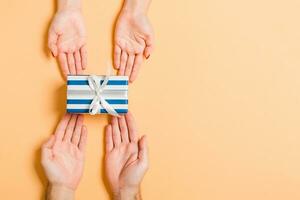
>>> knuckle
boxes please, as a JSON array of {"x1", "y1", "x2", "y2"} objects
[
  {"x1": 57, "y1": 45, "x2": 65, "y2": 52},
  {"x1": 145, "y1": 32, "x2": 154, "y2": 40},
  {"x1": 135, "y1": 46, "x2": 144, "y2": 54},
  {"x1": 126, "y1": 48, "x2": 134, "y2": 54},
  {"x1": 115, "y1": 38, "x2": 124, "y2": 46},
  {"x1": 68, "y1": 48, "x2": 75, "y2": 53},
  {"x1": 119, "y1": 124, "x2": 127, "y2": 131}
]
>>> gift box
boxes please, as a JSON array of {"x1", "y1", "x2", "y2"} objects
[{"x1": 66, "y1": 75, "x2": 128, "y2": 115}]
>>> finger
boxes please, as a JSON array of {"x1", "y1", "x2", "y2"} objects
[
  {"x1": 71, "y1": 115, "x2": 84, "y2": 146},
  {"x1": 144, "y1": 45, "x2": 154, "y2": 59},
  {"x1": 67, "y1": 53, "x2": 76, "y2": 75},
  {"x1": 111, "y1": 117, "x2": 121, "y2": 146},
  {"x1": 48, "y1": 29, "x2": 58, "y2": 57},
  {"x1": 105, "y1": 125, "x2": 113, "y2": 152},
  {"x1": 125, "y1": 112, "x2": 138, "y2": 143},
  {"x1": 125, "y1": 54, "x2": 135, "y2": 77},
  {"x1": 114, "y1": 45, "x2": 121, "y2": 69},
  {"x1": 58, "y1": 53, "x2": 70, "y2": 77},
  {"x1": 118, "y1": 51, "x2": 128, "y2": 75},
  {"x1": 74, "y1": 51, "x2": 82, "y2": 74},
  {"x1": 55, "y1": 114, "x2": 72, "y2": 142},
  {"x1": 130, "y1": 54, "x2": 143, "y2": 83},
  {"x1": 144, "y1": 35, "x2": 154, "y2": 59},
  {"x1": 138, "y1": 135, "x2": 148, "y2": 165},
  {"x1": 63, "y1": 114, "x2": 78, "y2": 142},
  {"x1": 79, "y1": 125, "x2": 88, "y2": 152},
  {"x1": 80, "y1": 45, "x2": 87, "y2": 70},
  {"x1": 118, "y1": 115, "x2": 129, "y2": 143}
]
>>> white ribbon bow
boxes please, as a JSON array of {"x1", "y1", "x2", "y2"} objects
[{"x1": 87, "y1": 65, "x2": 120, "y2": 116}]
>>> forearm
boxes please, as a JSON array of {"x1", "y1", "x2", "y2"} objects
[
  {"x1": 122, "y1": 0, "x2": 151, "y2": 15},
  {"x1": 46, "y1": 184, "x2": 75, "y2": 200},
  {"x1": 57, "y1": 0, "x2": 81, "y2": 11}
]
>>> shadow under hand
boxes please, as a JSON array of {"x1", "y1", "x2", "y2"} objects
[
  {"x1": 101, "y1": 115, "x2": 114, "y2": 199},
  {"x1": 34, "y1": 84, "x2": 67, "y2": 200},
  {"x1": 42, "y1": 0, "x2": 65, "y2": 80},
  {"x1": 52, "y1": 85, "x2": 68, "y2": 117},
  {"x1": 42, "y1": 0, "x2": 57, "y2": 59},
  {"x1": 34, "y1": 144, "x2": 48, "y2": 200},
  {"x1": 42, "y1": 19, "x2": 52, "y2": 59},
  {"x1": 110, "y1": 1, "x2": 125, "y2": 66}
]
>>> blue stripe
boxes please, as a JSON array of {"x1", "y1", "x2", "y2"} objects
[
  {"x1": 67, "y1": 109, "x2": 128, "y2": 114},
  {"x1": 67, "y1": 99, "x2": 128, "y2": 104},
  {"x1": 67, "y1": 80, "x2": 128, "y2": 85}
]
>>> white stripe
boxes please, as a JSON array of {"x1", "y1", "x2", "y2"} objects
[
  {"x1": 67, "y1": 91, "x2": 128, "y2": 99},
  {"x1": 68, "y1": 75, "x2": 128, "y2": 81},
  {"x1": 67, "y1": 93, "x2": 127, "y2": 99},
  {"x1": 67, "y1": 104, "x2": 128, "y2": 109},
  {"x1": 67, "y1": 85, "x2": 128, "y2": 90}
]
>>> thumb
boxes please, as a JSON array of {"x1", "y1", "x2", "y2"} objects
[
  {"x1": 41, "y1": 135, "x2": 55, "y2": 162},
  {"x1": 143, "y1": 35, "x2": 154, "y2": 59},
  {"x1": 48, "y1": 29, "x2": 58, "y2": 57},
  {"x1": 138, "y1": 135, "x2": 149, "y2": 167},
  {"x1": 42, "y1": 135, "x2": 55, "y2": 149}
]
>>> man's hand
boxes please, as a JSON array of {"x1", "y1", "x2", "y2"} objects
[
  {"x1": 114, "y1": 0, "x2": 154, "y2": 83},
  {"x1": 41, "y1": 114, "x2": 87, "y2": 199},
  {"x1": 105, "y1": 112, "x2": 149, "y2": 200},
  {"x1": 48, "y1": 0, "x2": 87, "y2": 78}
]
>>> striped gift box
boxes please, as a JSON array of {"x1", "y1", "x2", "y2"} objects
[{"x1": 66, "y1": 75, "x2": 128, "y2": 114}]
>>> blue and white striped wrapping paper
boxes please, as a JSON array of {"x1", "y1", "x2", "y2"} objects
[{"x1": 66, "y1": 75, "x2": 128, "y2": 114}]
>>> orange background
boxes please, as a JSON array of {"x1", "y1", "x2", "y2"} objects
[{"x1": 1, "y1": 0, "x2": 300, "y2": 199}]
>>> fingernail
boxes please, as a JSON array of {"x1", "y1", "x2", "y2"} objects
[
  {"x1": 51, "y1": 52, "x2": 55, "y2": 57},
  {"x1": 146, "y1": 55, "x2": 150, "y2": 59}
]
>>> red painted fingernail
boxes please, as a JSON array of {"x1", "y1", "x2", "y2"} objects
[
  {"x1": 51, "y1": 52, "x2": 54, "y2": 57},
  {"x1": 146, "y1": 55, "x2": 150, "y2": 59}
]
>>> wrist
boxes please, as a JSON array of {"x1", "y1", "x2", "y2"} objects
[
  {"x1": 58, "y1": 0, "x2": 81, "y2": 12},
  {"x1": 47, "y1": 184, "x2": 75, "y2": 200},
  {"x1": 122, "y1": 0, "x2": 150, "y2": 16},
  {"x1": 113, "y1": 186, "x2": 140, "y2": 200}
]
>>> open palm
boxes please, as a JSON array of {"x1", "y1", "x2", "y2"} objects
[
  {"x1": 105, "y1": 112, "x2": 149, "y2": 196},
  {"x1": 114, "y1": 13, "x2": 154, "y2": 82},
  {"x1": 41, "y1": 114, "x2": 87, "y2": 190},
  {"x1": 48, "y1": 9, "x2": 87, "y2": 77}
]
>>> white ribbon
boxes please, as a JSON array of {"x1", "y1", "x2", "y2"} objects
[{"x1": 87, "y1": 65, "x2": 120, "y2": 116}]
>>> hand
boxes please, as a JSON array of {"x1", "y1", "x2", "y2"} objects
[
  {"x1": 104, "y1": 112, "x2": 149, "y2": 200},
  {"x1": 48, "y1": 1, "x2": 87, "y2": 78},
  {"x1": 41, "y1": 114, "x2": 87, "y2": 193},
  {"x1": 113, "y1": 6, "x2": 154, "y2": 83}
]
